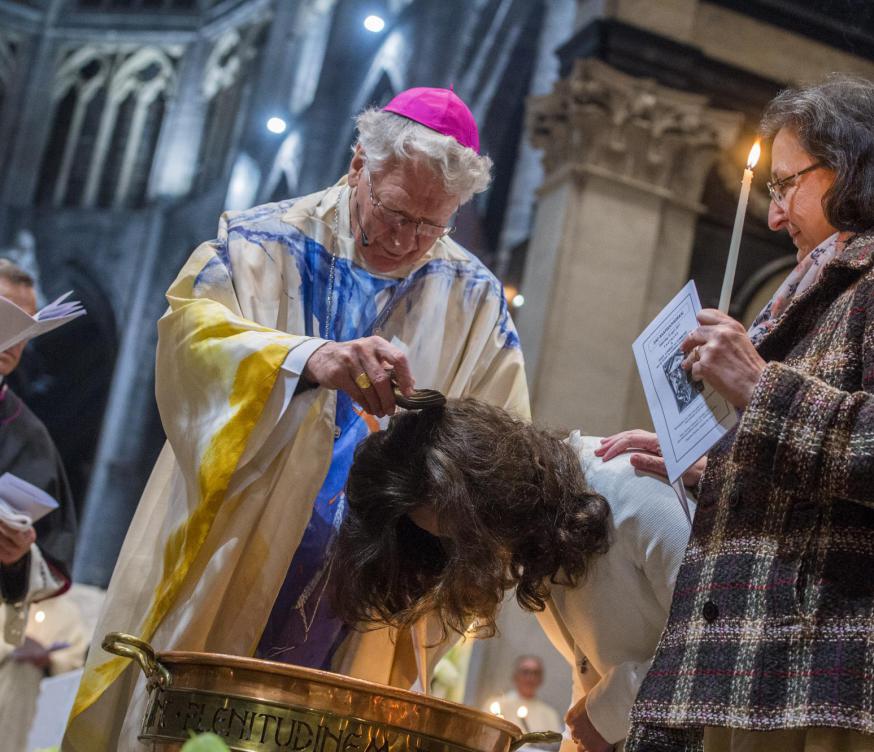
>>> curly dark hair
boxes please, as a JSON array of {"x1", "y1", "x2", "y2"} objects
[
  {"x1": 332, "y1": 398, "x2": 610, "y2": 639},
  {"x1": 760, "y1": 74, "x2": 874, "y2": 232}
]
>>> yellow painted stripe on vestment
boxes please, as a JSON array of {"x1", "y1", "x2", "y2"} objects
[
  {"x1": 143, "y1": 340, "x2": 290, "y2": 637},
  {"x1": 69, "y1": 321, "x2": 290, "y2": 720}
]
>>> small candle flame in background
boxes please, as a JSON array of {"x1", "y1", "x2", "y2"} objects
[
  {"x1": 516, "y1": 704, "x2": 530, "y2": 732},
  {"x1": 490, "y1": 701, "x2": 503, "y2": 717},
  {"x1": 747, "y1": 140, "x2": 762, "y2": 169}
]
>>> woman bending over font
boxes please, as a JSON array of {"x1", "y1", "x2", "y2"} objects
[{"x1": 333, "y1": 399, "x2": 695, "y2": 752}]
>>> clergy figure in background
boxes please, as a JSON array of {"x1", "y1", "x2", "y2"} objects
[
  {"x1": 64, "y1": 87, "x2": 529, "y2": 751},
  {"x1": 0, "y1": 260, "x2": 76, "y2": 622},
  {"x1": 484, "y1": 656, "x2": 563, "y2": 734},
  {"x1": 0, "y1": 259, "x2": 77, "y2": 752}
]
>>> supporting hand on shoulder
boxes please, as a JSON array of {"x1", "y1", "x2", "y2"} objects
[{"x1": 595, "y1": 429, "x2": 706, "y2": 488}]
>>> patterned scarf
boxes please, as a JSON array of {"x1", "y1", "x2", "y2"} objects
[{"x1": 747, "y1": 232, "x2": 850, "y2": 346}]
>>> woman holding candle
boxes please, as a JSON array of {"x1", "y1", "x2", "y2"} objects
[{"x1": 602, "y1": 75, "x2": 874, "y2": 751}]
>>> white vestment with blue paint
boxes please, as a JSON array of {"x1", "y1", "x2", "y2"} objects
[{"x1": 64, "y1": 179, "x2": 529, "y2": 751}]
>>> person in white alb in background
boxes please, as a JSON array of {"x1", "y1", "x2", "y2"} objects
[{"x1": 484, "y1": 656, "x2": 563, "y2": 733}]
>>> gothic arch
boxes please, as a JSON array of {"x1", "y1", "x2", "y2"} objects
[
  {"x1": 36, "y1": 44, "x2": 177, "y2": 209},
  {"x1": 262, "y1": 129, "x2": 302, "y2": 204},
  {"x1": 94, "y1": 46, "x2": 177, "y2": 207},
  {"x1": 194, "y1": 21, "x2": 267, "y2": 194},
  {"x1": 37, "y1": 47, "x2": 111, "y2": 207},
  {"x1": 333, "y1": 64, "x2": 404, "y2": 179}
]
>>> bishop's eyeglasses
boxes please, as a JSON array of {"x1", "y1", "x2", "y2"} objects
[{"x1": 365, "y1": 170, "x2": 455, "y2": 239}]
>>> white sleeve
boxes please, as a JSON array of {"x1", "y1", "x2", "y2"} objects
[
  {"x1": 283, "y1": 337, "x2": 330, "y2": 378},
  {"x1": 583, "y1": 481, "x2": 693, "y2": 743},
  {"x1": 573, "y1": 438, "x2": 695, "y2": 744},
  {"x1": 584, "y1": 658, "x2": 653, "y2": 744},
  {"x1": 559, "y1": 658, "x2": 586, "y2": 752},
  {"x1": 638, "y1": 486, "x2": 695, "y2": 613}
]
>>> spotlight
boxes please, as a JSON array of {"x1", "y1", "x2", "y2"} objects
[
  {"x1": 512, "y1": 293, "x2": 525, "y2": 308},
  {"x1": 364, "y1": 15, "x2": 385, "y2": 32},
  {"x1": 266, "y1": 117, "x2": 287, "y2": 134}
]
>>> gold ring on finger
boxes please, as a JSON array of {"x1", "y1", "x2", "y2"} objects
[
  {"x1": 692, "y1": 345, "x2": 701, "y2": 363},
  {"x1": 354, "y1": 372, "x2": 372, "y2": 390}
]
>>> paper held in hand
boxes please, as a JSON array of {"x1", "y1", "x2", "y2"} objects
[
  {"x1": 632, "y1": 281, "x2": 737, "y2": 509},
  {"x1": 0, "y1": 472, "x2": 59, "y2": 531},
  {"x1": 0, "y1": 291, "x2": 86, "y2": 353}
]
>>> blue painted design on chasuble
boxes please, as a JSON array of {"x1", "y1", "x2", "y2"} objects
[
  {"x1": 192, "y1": 253, "x2": 229, "y2": 291},
  {"x1": 294, "y1": 235, "x2": 397, "y2": 341}
]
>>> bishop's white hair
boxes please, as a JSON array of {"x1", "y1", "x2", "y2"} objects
[{"x1": 354, "y1": 108, "x2": 493, "y2": 205}]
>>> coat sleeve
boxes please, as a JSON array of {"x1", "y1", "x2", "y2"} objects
[{"x1": 733, "y1": 295, "x2": 874, "y2": 509}]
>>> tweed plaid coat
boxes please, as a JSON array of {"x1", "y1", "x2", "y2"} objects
[{"x1": 626, "y1": 231, "x2": 874, "y2": 752}]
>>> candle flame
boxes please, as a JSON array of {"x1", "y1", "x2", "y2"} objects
[
  {"x1": 747, "y1": 140, "x2": 761, "y2": 169},
  {"x1": 490, "y1": 702, "x2": 502, "y2": 715}
]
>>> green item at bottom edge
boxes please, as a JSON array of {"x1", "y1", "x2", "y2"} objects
[{"x1": 181, "y1": 732, "x2": 232, "y2": 751}]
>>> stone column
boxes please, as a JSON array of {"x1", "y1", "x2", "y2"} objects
[
  {"x1": 493, "y1": 0, "x2": 576, "y2": 279},
  {"x1": 1, "y1": 0, "x2": 64, "y2": 207},
  {"x1": 149, "y1": 38, "x2": 210, "y2": 199},
  {"x1": 517, "y1": 59, "x2": 741, "y2": 434}
]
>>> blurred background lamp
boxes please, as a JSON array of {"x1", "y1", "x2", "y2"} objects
[
  {"x1": 364, "y1": 15, "x2": 386, "y2": 32},
  {"x1": 511, "y1": 293, "x2": 525, "y2": 308},
  {"x1": 266, "y1": 117, "x2": 288, "y2": 134}
]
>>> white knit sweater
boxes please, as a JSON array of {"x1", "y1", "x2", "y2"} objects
[{"x1": 536, "y1": 433, "x2": 695, "y2": 746}]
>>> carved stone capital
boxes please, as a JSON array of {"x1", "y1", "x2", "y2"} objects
[{"x1": 527, "y1": 58, "x2": 742, "y2": 206}]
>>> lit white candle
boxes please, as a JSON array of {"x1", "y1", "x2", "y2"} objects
[{"x1": 719, "y1": 141, "x2": 761, "y2": 313}]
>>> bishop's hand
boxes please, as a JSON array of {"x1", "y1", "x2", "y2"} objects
[{"x1": 303, "y1": 335, "x2": 415, "y2": 417}]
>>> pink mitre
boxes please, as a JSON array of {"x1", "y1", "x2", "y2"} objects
[{"x1": 383, "y1": 87, "x2": 480, "y2": 154}]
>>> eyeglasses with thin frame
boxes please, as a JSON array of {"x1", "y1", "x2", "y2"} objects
[
  {"x1": 766, "y1": 162, "x2": 823, "y2": 208},
  {"x1": 365, "y1": 170, "x2": 456, "y2": 239}
]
